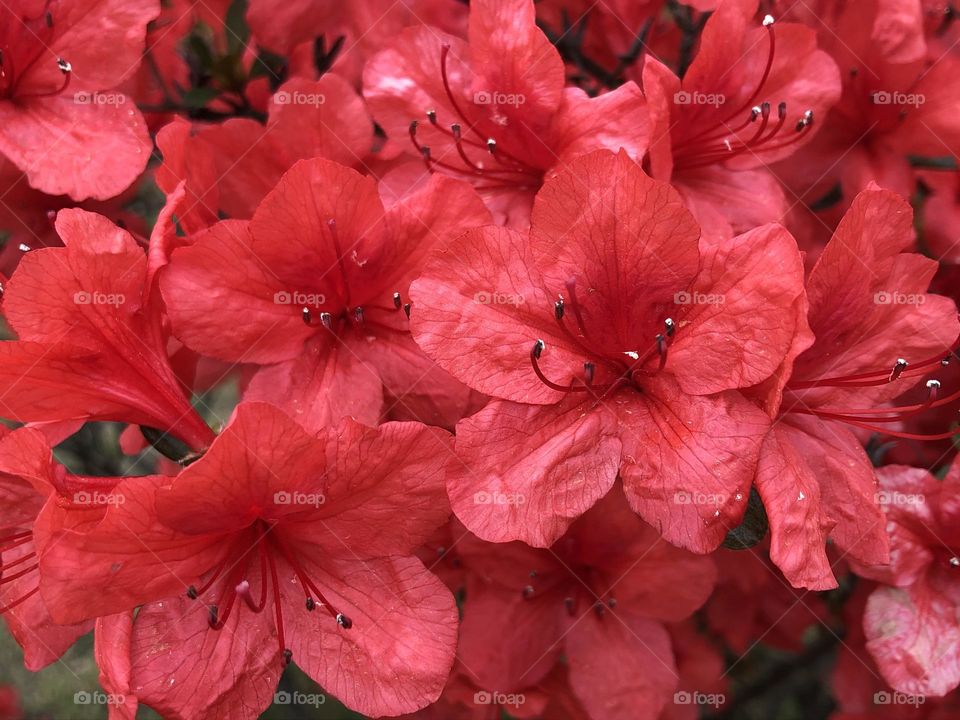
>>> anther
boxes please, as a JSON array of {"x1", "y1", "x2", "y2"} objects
[
  {"x1": 564, "y1": 597, "x2": 575, "y2": 615},
  {"x1": 763, "y1": 14, "x2": 775, "y2": 26},
  {"x1": 664, "y1": 318, "x2": 675, "y2": 337},
  {"x1": 306, "y1": 597, "x2": 316, "y2": 611},
  {"x1": 796, "y1": 109, "x2": 814, "y2": 131},
  {"x1": 319, "y1": 312, "x2": 334, "y2": 331},
  {"x1": 950, "y1": 557, "x2": 960, "y2": 567},
  {"x1": 403, "y1": 303, "x2": 411, "y2": 318},
  {"x1": 554, "y1": 297, "x2": 565, "y2": 320},
  {"x1": 393, "y1": 292, "x2": 402, "y2": 310},
  {"x1": 426, "y1": 109, "x2": 437, "y2": 124},
  {"x1": 57, "y1": 58, "x2": 71, "y2": 74},
  {"x1": 889, "y1": 358, "x2": 909, "y2": 382},
  {"x1": 186, "y1": 585, "x2": 199, "y2": 600},
  {"x1": 282, "y1": 648, "x2": 293, "y2": 666},
  {"x1": 486, "y1": 138, "x2": 496, "y2": 154},
  {"x1": 522, "y1": 585, "x2": 535, "y2": 599},
  {"x1": 336, "y1": 613, "x2": 353, "y2": 629},
  {"x1": 533, "y1": 339, "x2": 545, "y2": 360},
  {"x1": 584, "y1": 362, "x2": 595, "y2": 385},
  {"x1": 353, "y1": 307, "x2": 364, "y2": 326},
  {"x1": 301, "y1": 307, "x2": 311, "y2": 325}
]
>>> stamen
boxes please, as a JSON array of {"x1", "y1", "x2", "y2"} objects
[
  {"x1": 302, "y1": 307, "x2": 312, "y2": 325},
  {"x1": 530, "y1": 340, "x2": 587, "y2": 393},
  {"x1": 0, "y1": 586, "x2": 39, "y2": 614}
]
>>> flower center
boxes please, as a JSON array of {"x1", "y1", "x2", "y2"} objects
[
  {"x1": 291, "y1": 218, "x2": 410, "y2": 338},
  {"x1": 406, "y1": 44, "x2": 543, "y2": 193},
  {"x1": 185, "y1": 521, "x2": 352, "y2": 667},
  {"x1": 530, "y1": 278, "x2": 675, "y2": 397},
  {"x1": 672, "y1": 16, "x2": 814, "y2": 171},
  {"x1": 520, "y1": 566, "x2": 618, "y2": 619}
]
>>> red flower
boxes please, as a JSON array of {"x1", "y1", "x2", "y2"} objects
[
  {"x1": 772, "y1": 0, "x2": 960, "y2": 206},
  {"x1": 0, "y1": 208, "x2": 214, "y2": 451},
  {"x1": 38, "y1": 402, "x2": 459, "y2": 718},
  {"x1": 753, "y1": 185, "x2": 960, "y2": 591},
  {"x1": 857, "y1": 462, "x2": 960, "y2": 697},
  {"x1": 639, "y1": 0, "x2": 841, "y2": 237},
  {"x1": 161, "y1": 158, "x2": 490, "y2": 430},
  {"x1": 0, "y1": 0, "x2": 156, "y2": 200},
  {"x1": 155, "y1": 73, "x2": 372, "y2": 233},
  {"x1": 410, "y1": 149, "x2": 807, "y2": 551},
  {"x1": 0, "y1": 426, "x2": 108, "y2": 670},
  {"x1": 363, "y1": 0, "x2": 648, "y2": 224},
  {"x1": 455, "y1": 487, "x2": 716, "y2": 720}
]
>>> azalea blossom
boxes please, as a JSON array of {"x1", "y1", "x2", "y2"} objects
[
  {"x1": 752, "y1": 185, "x2": 960, "y2": 591},
  {"x1": 0, "y1": 0, "x2": 155, "y2": 200},
  {"x1": 410, "y1": 149, "x2": 807, "y2": 552},
  {"x1": 455, "y1": 486, "x2": 717, "y2": 720},
  {"x1": 0, "y1": 207, "x2": 214, "y2": 452},
  {"x1": 161, "y1": 158, "x2": 489, "y2": 430},
  {"x1": 363, "y1": 0, "x2": 648, "y2": 224},
  {"x1": 639, "y1": 0, "x2": 841, "y2": 237},
  {"x1": 855, "y1": 460, "x2": 960, "y2": 698},
  {"x1": 37, "y1": 402, "x2": 459, "y2": 718}
]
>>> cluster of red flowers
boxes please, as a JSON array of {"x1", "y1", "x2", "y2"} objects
[{"x1": 1, "y1": 0, "x2": 959, "y2": 718}]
